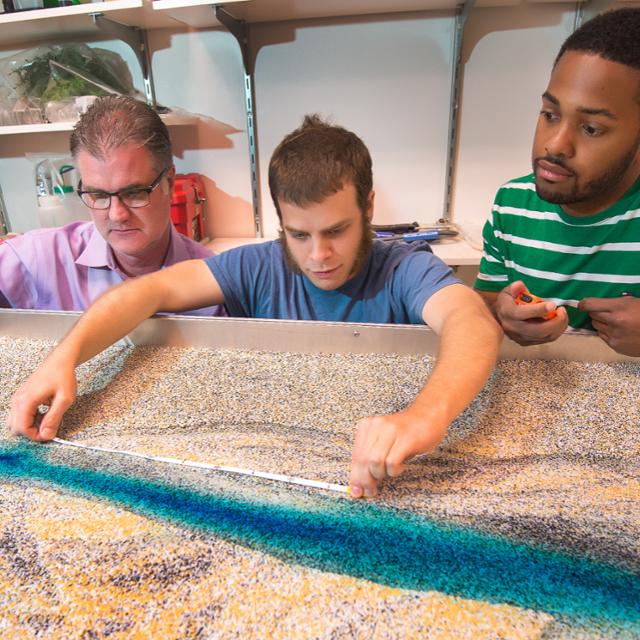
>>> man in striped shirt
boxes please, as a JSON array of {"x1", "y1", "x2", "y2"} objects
[{"x1": 475, "y1": 8, "x2": 640, "y2": 356}]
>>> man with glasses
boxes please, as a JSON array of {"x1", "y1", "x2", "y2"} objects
[{"x1": 0, "y1": 96, "x2": 224, "y2": 316}]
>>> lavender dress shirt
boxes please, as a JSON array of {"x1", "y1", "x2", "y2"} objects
[{"x1": 0, "y1": 221, "x2": 225, "y2": 316}]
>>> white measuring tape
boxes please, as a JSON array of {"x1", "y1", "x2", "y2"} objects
[{"x1": 52, "y1": 437, "x2": 349, "y2": 495}]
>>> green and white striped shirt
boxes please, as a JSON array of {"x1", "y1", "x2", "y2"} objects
[{"x1": 475, "y1": 173, "x2": 640, "y2": 330}]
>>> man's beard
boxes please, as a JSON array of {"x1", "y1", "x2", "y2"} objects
[
  {"x1": 534, "y1": 142, "x2": 639, "y2": 206},
  {"x1": 279, "y1": 214, "x2": 374, "y2": 283}
]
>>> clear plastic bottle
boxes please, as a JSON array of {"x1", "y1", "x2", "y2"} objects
[
  {"x1": 35, "y1": 159, "x2": 52, "y2": 198},
  {"x1": 53, "y1": 185, "x2": 91, "y2": 223},
  {"x1": 37, "y1": 195, "x2": 65, "y2": 228}
]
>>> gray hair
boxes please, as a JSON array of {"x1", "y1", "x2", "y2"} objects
[{"x1": 70, "y1": 96, "x2": 172, "y2": 171}]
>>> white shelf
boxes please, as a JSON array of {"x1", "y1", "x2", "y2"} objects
[
  {"x1": 0, "y1": 0, "x2": 179, "y2": 48},
  {"x1": 0, "y1": 0, "x2": 477, "y2": 51},
  {"x1": 0, "y1": 0, "x2": 573, "y2": 48},
  {"x1": 153, "y1": 0, "x2": 518, "y2": 29},
  {"x1": 0, "y1": 0, "x2": 581, "y2": 48},
  {"x1": 207, "y1": 236, "x2": 481, "y2": 266},
  {"x1": 154, "y1": 1, "x2": 452, "y2": 29},
  {"x1": 0, "y1": 110, "x2": 197, "y2": 135},
  {"x1": 0, "y1": 121, "x2": 73, "y2": 134}
]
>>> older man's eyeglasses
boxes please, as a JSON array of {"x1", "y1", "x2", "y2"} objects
[{"x1": 77, "y1": 167, "x2": 169, "y2": 210}]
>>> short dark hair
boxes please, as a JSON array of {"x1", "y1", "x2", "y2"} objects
[
  {"x1": 555, "y1": 8, "x2": 640, "y2": 70},
  {"x1": 268, "y1": 114, "x2": 373, "y2": 220},
  {"x1": 70, "y1": 96, "x2": 172, "y2": 171}
]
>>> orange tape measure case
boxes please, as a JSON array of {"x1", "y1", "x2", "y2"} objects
[{"x1": 514, "y1": 290, "x2": 557, "y2": 320}]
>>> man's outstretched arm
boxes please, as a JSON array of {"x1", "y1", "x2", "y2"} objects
[
  {"x1": 349, "y1": 284, "x2": 502, "y2": 498},
  {"x1": 7, "y1": 259, "x2": 222, "y2": 441}
]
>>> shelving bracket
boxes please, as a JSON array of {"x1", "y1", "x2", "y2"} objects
[
  {"x1": 91, "y1": 13, "x2": 157, "y2": 107},
  {"x1": 573, "y1": 1, "x2": 585, "y2": 31},
  {"x1": 215, "y1": 5, "x2": 253, "y2": 76},
  {"x1": 215, "y1": 5, "x2": 262, "y2": 237},
  {"x1": 441, "y1": 0, "x2": 475, "y2": 223}
]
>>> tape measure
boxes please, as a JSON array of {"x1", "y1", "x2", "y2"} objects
[
  {"x1": 52, "y1": 437, "x2": 349, "y2": 495},
  {"x1": 514, "y1": 290, "x2": 557, "y2": 320}
]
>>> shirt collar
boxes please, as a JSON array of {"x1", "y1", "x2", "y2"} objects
[
  {"x1": 76, "y1": 224, "x2": 112, "y2": 270},
  {"x1": 75, "y1": 222, "x2": 183, "y2": 276}
]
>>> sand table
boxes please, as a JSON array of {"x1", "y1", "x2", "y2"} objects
[{"x1": 1, "y1": 336, "x2": 639, "y2": 639}]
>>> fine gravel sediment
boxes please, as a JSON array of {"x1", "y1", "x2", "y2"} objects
[{"x1": 1, "y1": 336, "x2": 639, "y2": 639}]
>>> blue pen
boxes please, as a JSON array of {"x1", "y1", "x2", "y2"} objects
[
  {"x1": 402, "y1": 230, "x2": 440, "y2": 242},
  {"x1": 377, "y1": 230, "x2": 440, "y2": 242}
]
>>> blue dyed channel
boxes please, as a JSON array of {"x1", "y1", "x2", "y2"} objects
[{"x1": 2, "y1": 441, "x2": 639, "y2": 632}]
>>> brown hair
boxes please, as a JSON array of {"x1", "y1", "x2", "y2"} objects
[
  {"x1": 70, "y1": 96, "x2": 172, "y2": 171},
  {"x1": 268, "y1": 114, "x2": 373, "y2": 220}
]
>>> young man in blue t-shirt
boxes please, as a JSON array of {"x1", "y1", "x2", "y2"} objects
[{"x1": 8, "y1": 116, "x2": 501, "y2": 498}]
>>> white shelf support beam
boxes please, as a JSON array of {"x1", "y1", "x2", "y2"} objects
[
  {"x1": 91, "y1": 12, "x2": 157, "y2": 107},
  {"x1": 215, "y1": 4, "x2": 263, "y2": 237}
]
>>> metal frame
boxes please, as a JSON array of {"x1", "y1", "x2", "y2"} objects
[
  {"x1": 1, "y1": 309, "x2": 638, "y2": 363},
  {"x1": 215, "y1": 5, "x2": 263, "y2": 237}
]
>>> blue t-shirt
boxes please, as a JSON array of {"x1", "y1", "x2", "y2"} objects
[{"x1": 205, "y1": 239, "x2": 460, "y2": 325}]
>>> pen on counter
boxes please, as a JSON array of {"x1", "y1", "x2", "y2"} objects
[{"x1": 375, "y1": 230, "x2": 441, "y2": 242}]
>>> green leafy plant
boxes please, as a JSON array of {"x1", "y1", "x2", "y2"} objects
[{"x1": 12, "y1": 43, "x2": 132, "y2": 101}]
